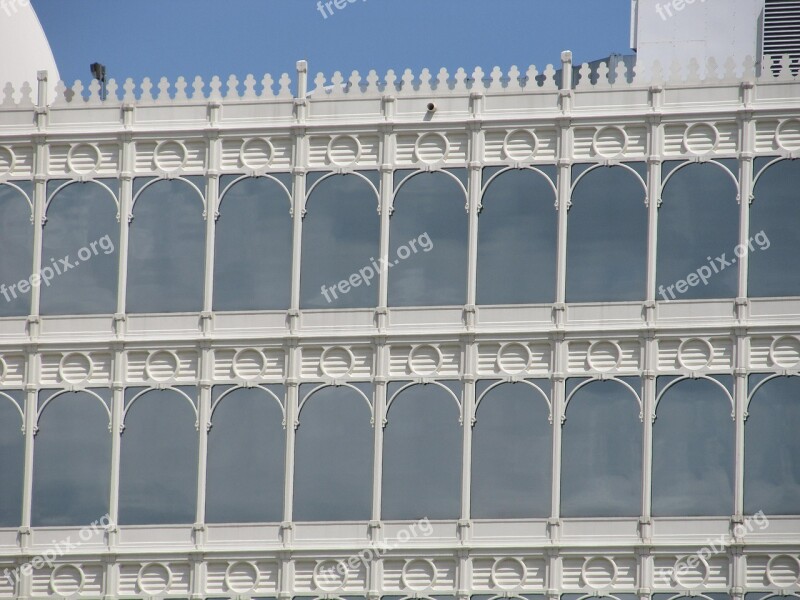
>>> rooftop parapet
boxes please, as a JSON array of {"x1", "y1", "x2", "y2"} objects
[{"x1": 1, "y1": 53, "x2": 799, "y2": 109}]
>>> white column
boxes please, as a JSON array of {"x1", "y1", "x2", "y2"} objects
[
  {"x1": 28, "y1": 72, "x2": 48, "y2": 325},
  {"x1": 280, "y1": 63, "x2": 307, "y2": 548},
  {"x1": 731, "y1": 92, "x2": 753, "y2": 600},
  {"x1": 289, "y1": 161, "x2": 305, "y2": 328},
  {"x1": 549, "y1": 55, "x2": 573, "y2": 543},
  {"x1": 106, "y1": 109, "x2": 134, "y2": 598},
  {"x1": 460, "y1": 364, "x2": 475, "y2": 527},
  {"x1": 460, "y1": 110, "x2": 482, "y2": 531},
  {"x1": 377, "y1": 101, "x2": 395, "y2": 318},
  {"x1": 289, "y1": 62, "x2": 308, "y2": 332},
  {"x1": 371, "y1": 333, "x2": 387, "y2": 524},
  {"x1": 194, "y1": 369, "x2": 211, "y2": 534},
  {"x1": 641, "y1": 99, "x2": 662, "y2": 541},
  {"x1": 371, "y1": 376, "x2": 386, "y2": 524},
  {"x1": 19, "y1": 356, "x2": 37, "y2": 538},
  {"x1": 549, "y1": 370, "x2": 565, "y2": 533},
  {"x1": 18, "y1": 74, "x2": 48, "y2": 571},
  {"x1": 17, "y1": 349, "x2": 38, "y2": 599},
  {"x1": 282, "y1": 345, "x2": 299, "y2": 532},
  {"x1": 372, "y1": 112, "x2": 392, "y2": 525},
  {"x1": 646, "y1": 105, "x2": 663, "y2": 306},
  {"x1": 457, "y1": 548, "x2": 471, "y2": 600},
  {"x1": 734, "y1": 87, "x2": 755, "y2": 521},
  {"x1": 641, "y1": 362, "x2": 656, "y2": 538},
  {"x1": 106, "y1": 370, "x2": 123, "y2": 595},
  {"x1": 737, "y1": 83, "x2": 756, "y2": 303},
  {"x1": 554, "y1": 50, "x2": 574, "y2": 311},
  {"x1": 637, "y1": 546, "x2": 653, "y2": 600},
  {"x1": 116, "y1": 108, "x2": 135, "y2": 322},
  {"x1": 465, "y1": 116, "x2": 482, "y2": 313},
  {"x1": 554, "y1": 155, "x2": 571, "y2": 316},
  {"x1": 202, "y1": 129, "x2": 220, "y2": 320},
  {"x1": 107, "y1": 355, "x2": 124, "y2": 527}
]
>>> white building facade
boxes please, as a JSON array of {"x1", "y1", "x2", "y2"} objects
[{"x1": 0, "y1": 25, "x2": 799, "y2": 600}]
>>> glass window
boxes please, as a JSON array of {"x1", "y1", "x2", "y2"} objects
[
  {"x1": 749, "y1": 158, "x2": 800, "y2": 297},
  {"x1": 568, "y1": 164, "x2": 648, "y2": 302},
  {"x1": 119, "y1": 387, "x2": 198, "y2": 525},
  {"x1": 0, "y1": 183, "x2": 33, "y2": 317},
  {"x1": 477, "y1": 168, "x2": 557, "y2": 305},
  {"x1": 654, "y1": 594, "x2": 730, "y2": 600},
  {"x1": 471, "y1": 381, "x2": 552, "y2": 518},
  {"x1": 652, "y1": 377, "x2": 734, "y2": 516},
  {"x1": 214, "y1": 176, "x2": 292, "y2": 311},
  {"x1": 41, "y1": 181, "x2": 119, "y2": 315},
  {"x1": 658, "y1": 161, "x2": 739, "y2": 301},
  {"x1": 745, "y1": 375, "x2": 800, "y2": 515},
  {"x1": 32, "y1": 390, "x2": 111, "y2": 525},
  {"x1": 206, "y1": 386, "x2": 285, "y2": 523},
  {"x1": 293, "y1": 384, "x2": 373, "y2": 521},
  {"x1": 127, "y1": 178, "x2": 205, "y2": 313},
  {"x1": 0, "y1": 391, "x2": 24, "y2": 527},
  {"x1": 561, "y1": 378, "x2": 642, "y2": 517},
  {"x1": 301, "y1": 173, "x2": 380, "y2": 309},
  {"x1": 389, "y1": 170, "x2": 468, "y2": 307},
  {"x1": 383, "y1": 382, "x2": 462, "y2": 520}
]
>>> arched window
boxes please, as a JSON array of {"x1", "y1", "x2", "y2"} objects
[
  {"x1": 561, "y1": 378, "x2": 642, "y2": 517},
  {"x1": 652, "y1": 377, "x2": 734, "y2": 516},
  {"x1": 127, "y1": 178, "x2": 205, "y2": 313},
  {"x1": 301, "y1": 173, "x2": 380, "y2": 309},
  {"x1": 0, "y1": 391, "x2": 24, "y2": 527},
  {"x1": 383, "y1": 382, "x2": 462, "y2": 520},
  {"x1": 206, "y1": 386, "x2": 285, "y2": 523},
  {"x1": 471, "y1": 381, "x2": 552, "y2": 518},
  {"x1": 653, "y1": 592, "x2": 729, "y2": 600},
  {"x1": 477, "y1": 168, "x2": 557, "y2": 305},
  {"x1": 41, "y1": 180, "x2": 119, "y2": 315},
  {"x1": 568, "y1": 164, "x2": 648, "y2": 302},
  {"x1": 745, "y1": 375, "x2": 800, "y2": 515},
  {"x1": 119, "y1": 387, "x2": 199, "y2": 525},
  {"x1": 749, "y1": 158, "x2": 800, "y2": 297},
  {"x1": 293, "y1": 384, "x2": 373, "y2": 521},
  {"x1": 32, "y1": 390, "x2": 111, "y2": 525},
  {"x1": 658, "y1": 161, "x2": 739, "y2": 301},
  {"x1": 214, "y1": 175, "x2": 292, "y2": 311},
  {"x1": 564, "y1": 594, "x2": 639, "y2": 600},
  {"x1": 0, "y1": 182, "x2": 33, "y2": 317},
  {"x1": 389, "y1": 170, "x2": 468, "y2": 307}
]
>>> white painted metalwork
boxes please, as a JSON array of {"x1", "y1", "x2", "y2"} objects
[{"x1": 0, "y1": 55, "x2": 798, "y2": 599}]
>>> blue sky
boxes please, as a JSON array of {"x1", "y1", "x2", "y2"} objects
[{"x1": 32, "y1": 0, "x2": 633, "y2": 87}]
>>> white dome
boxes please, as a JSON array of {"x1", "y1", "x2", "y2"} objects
[{"x1": 0, "y1": 1, "x2": 60, "y2": 103}]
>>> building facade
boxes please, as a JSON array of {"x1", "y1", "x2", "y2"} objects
[{"x1": 0, "y1": 45, "x2": 799, "y2": 600}]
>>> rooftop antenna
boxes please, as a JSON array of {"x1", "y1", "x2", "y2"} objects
[{"x1": 90, "y1": 62, "x2": 107, "y2": 100}]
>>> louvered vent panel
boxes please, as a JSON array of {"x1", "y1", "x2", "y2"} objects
[{"x1": 764, "y1": 0, "x2": 800, "y2": 72}]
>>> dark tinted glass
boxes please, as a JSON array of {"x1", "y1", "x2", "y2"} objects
[
  {"x1": 41, "y1": 181, "x2": 119, "y2": 315},
  {"x1": 568, "y1": 164, "x2": 648, "y2": 302},
  {"x1": 214, "y1": 176, "x2": 292, "y2": 311},
  {"x1": 478, "y1": 168, "x2": 557, "y2": 304}
]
